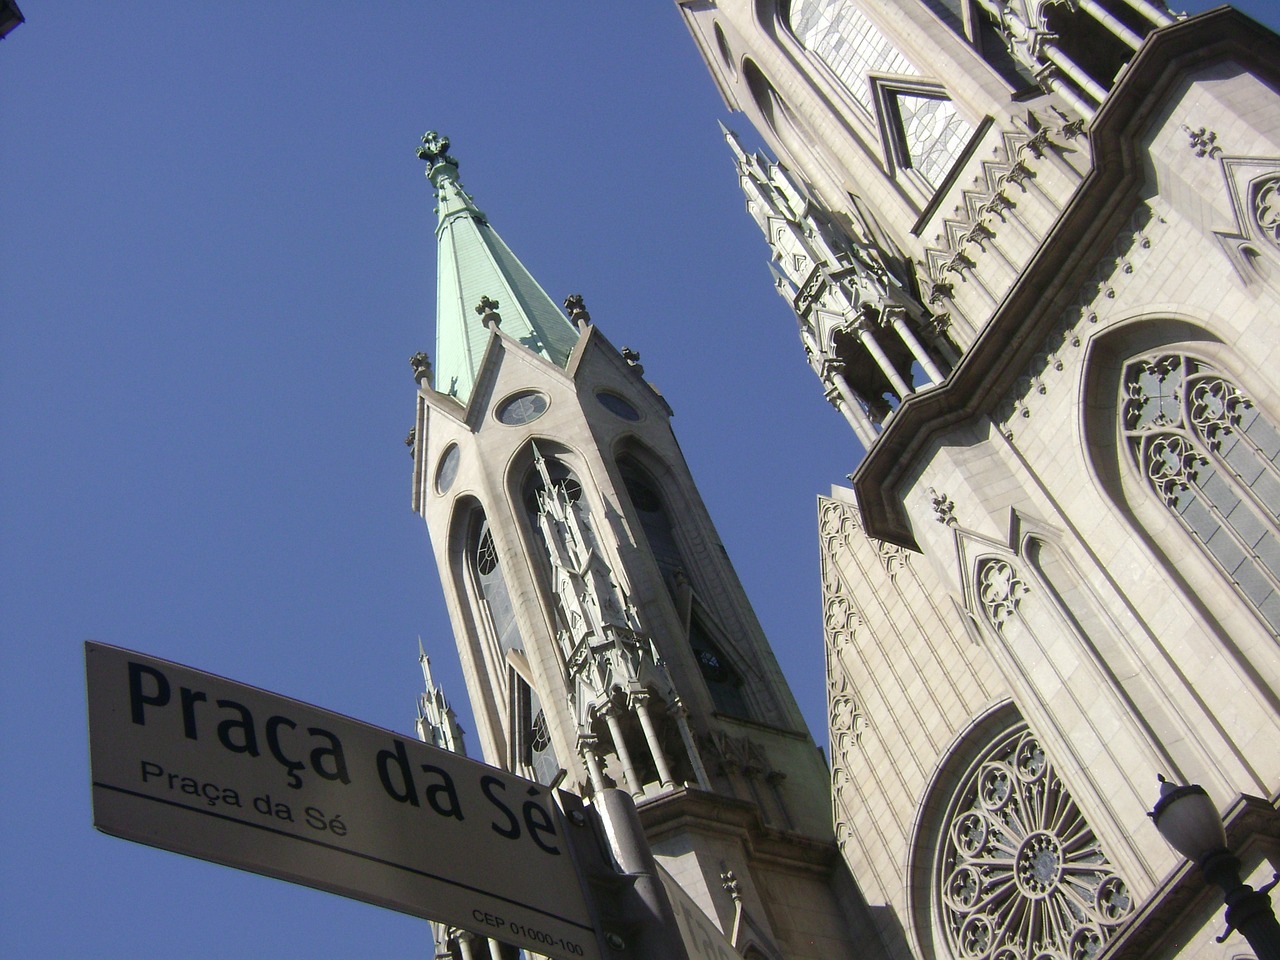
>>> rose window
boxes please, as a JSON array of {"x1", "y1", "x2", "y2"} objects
[{"x1": 936, "y1": 726, "x2": 1133, "y2": 960}]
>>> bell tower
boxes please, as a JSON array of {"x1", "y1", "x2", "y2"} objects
[{"x1": 409, "y1": 132, "x2": 873, "y2": 958}]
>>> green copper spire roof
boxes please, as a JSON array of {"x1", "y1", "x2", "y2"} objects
[{"x1": 417, "y1": 132, "x2": 580, "y2": 404}]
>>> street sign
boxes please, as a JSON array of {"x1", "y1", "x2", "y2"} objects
[{"x1": 85, "y1": 642, "x2": 601, "y2": 960}]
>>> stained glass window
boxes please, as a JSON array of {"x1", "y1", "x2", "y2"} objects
[
  {"x1": 790, "y1": 0, "x2": 918, "y2": 113},
  {"x1": 473, "y1": 519, "x2": 523, "y2": 656},
  {"x1": 789, "y1": 0, "x2": 971, "y2": 190},
  {"x1": 496, "y1": 390, "x2": 548, "y2": 425},
  {"x1": 892, "y1": 91, "x2": 972, "y2": 189},
  {"x1": 1122, "y1": 353, "x2": 1280, "y2": 632}
]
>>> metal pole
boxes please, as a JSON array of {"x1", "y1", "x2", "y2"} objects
[
  {"x1": 1201, "y1": 849, "x2": 1280, "y2": 960},
  {"x1": 593, "y1": 788, "x2": 691, "y2": 960}
]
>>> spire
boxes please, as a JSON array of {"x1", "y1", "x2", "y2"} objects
[
  {"x1": 417, "y1": 132, "x2": 580, "y2": 404},
  {"x1": 722, "y1": 131, "x2": 949, "y2": 443},
  {"x1": 415, "y1": 636, "x2": 465, "y2": 755}
]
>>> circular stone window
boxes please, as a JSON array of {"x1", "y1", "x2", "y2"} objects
[
  {"x1": 435, "y1": 443, "x2": 460, "y2": 495},
  {"x1": 596, "y1": 391, "x2": 641, "y2": 421},
  {"x1": 934, "y1": 725, "x2": 1133, "y2": 960},
  {"x1": 496, "y1": 390, "x2": 548, "y2": 425}
]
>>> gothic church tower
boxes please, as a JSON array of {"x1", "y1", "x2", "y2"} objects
[{"x1": 408, "y1": 132, "x2": 872, "y2": 959}]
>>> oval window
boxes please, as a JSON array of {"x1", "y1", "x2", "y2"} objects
[
  {"x1": 435, "y1": 443, "x2": 460, "y2": 494},
  {"x1": 596, "y1": 391, "x2": 641, "y2": 421},
  {"x1": 496, "y1": 390, "x2": 549, "y2": 425}
]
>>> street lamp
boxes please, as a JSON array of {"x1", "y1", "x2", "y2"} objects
[{"x1": 1149, "y1": 776, "x2": 1280, "y2": 960}]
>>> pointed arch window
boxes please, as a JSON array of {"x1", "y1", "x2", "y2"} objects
[
  {"x1": 788, "y1": 0, "x2": 918, "y2": 114},
  {"x1": 690, "y1": 615, "x2": 751, "y2": 717},
  {"x1": 471, "y1": 517, "x2": 524, "y2": 657},
  {"x1": 617, "y1": 455, "x2": 753, "y2": 719},
  {"x1": 1121, "y1": 353, "x2": 1280, "y2": 633},
  {"x1": 514, "y1": 675, "x2": 559, "y2": 786},
  {"x1": 619, "y1": 458, "x2": 684, "y2": 588}
]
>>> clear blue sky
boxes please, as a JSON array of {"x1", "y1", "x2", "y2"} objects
[{"x1": 3, "y1": 3, "x2": 1275, "y2": 957}]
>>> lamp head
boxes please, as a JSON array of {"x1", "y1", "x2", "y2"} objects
[{"x1": 1149, "y1": 776, "x2": 1228, "y2": 863}]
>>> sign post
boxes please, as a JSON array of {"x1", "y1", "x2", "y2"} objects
[{"x1": 86, "y1": 641, "x2": 601, "y2": 960}]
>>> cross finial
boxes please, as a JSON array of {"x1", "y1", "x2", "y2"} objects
[
  {"x1": 564, "y1": 293, "x2": 591, "y2": 328},
  {"x1": 475, "y1": 296, "x2": 502, "y2": 328},
  {"x1": 417, "y1": 131, "x2": 458, "y2": 174}
]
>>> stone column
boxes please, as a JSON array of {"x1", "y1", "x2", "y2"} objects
[
  {"x1": 1036, "y1": 64, "x2": 1097, "y2": 121},
  {"x1": 605, "y1": 709, "x2": 644, "y2": 798},
  {"x1": 1043, "y1": 44, "x2": 1108, "y2": 104},
  {"x1": 1079, "y1": 0, "x2": 1143, "y2": 48},
  {"x1": 455, "y1": 931, "x2": 479, "y2": 960},
  {"x1": 634, "y1": 697, "x2": 675, "y2": 788},
  {"x1": 1119, "y1": 0, "x2": 1174, "y2": 26},
  {"x1": 580, "y1": 741, "x2": 606, "y2": 792},
  {"x1": 854, "y1": 318, "x2": 912, "y2": 400},
  {"x1": 828, "y1": 374, "x2": 880, "y2": 448},
  {"x1": 673, "y1": 705, "x2": 712, "y2": 790},
  {"x1": 886, "y1": 308, "x2": 946, "y2": 385}
]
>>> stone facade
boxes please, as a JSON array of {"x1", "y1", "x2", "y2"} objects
[{"x1": 680, "y1": 3, "x2": 1280, "y2": 960}]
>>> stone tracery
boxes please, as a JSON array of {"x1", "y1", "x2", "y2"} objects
[
  {"x1": 936, "y1": 726, "x2": 1133, "y2": 960},
  {"x1": 1122, "y1": 352, "x2": 1280, "y2": 632}
]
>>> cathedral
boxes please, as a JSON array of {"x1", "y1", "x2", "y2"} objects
[
  {"x1": 408, "y1": 1, "x2": 1280, "y2": 958},
  {"x1": 675, "y1": 3, "x2": 1280, "y2": 960}
]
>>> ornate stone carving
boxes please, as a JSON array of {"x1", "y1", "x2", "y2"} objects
[
  {"x1": 936, "y1": 726, "x2": 1133, "y2": 960},
  {"x1": 1018, "y1": 128, "x2": 1050, "y2": 161},
  {"x1": 824, "y1": 594, "x2": 862, "y2": 654},
  {"x1": 563, "y1": 293, "x2": 591, "y2": 326},
  {"x1": 977, "y1": 558, "x2": 1028, "y2": 631},
  {"x1": 416, "y1": 130, "x2": 458, "y2": 172},
  {"x1": 929, "y1": 487, "x2": 957, "y2": 526},
  {"x1": 828, "y1": 672, "x2": 865, "y2": 753},
  {"x1": 620, "y1": 346, "x2": 644, "y2": 375},
  {"x1": 530, "y1": 449, "x2": 678, "y2": 763},
  {"x1": 1181, "y1": 124, "x2": 1223, "y2": 159},
  {"x1": 409, "y1": 351, "x2": 433, "y2": 384},
  {"x1": 720, "y1": 867, "x2": 743, "y2": 904},
  {"x1": 878, "y1": 539, "x2": 907, "y2": 577},
  {"x1": 1253, "y1": 175, "x2": 1280, "y2": 248},
  {"x1": 1000, "y1": 162, "x2": 1034, "y2": 190},
  {"x1": 474, "y1": 296, "x2": 501, "y2": 327}
]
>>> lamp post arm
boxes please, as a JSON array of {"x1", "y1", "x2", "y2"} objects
[{"x1": 1199, "y1": 848, "x2": 1280, "y2": 960}]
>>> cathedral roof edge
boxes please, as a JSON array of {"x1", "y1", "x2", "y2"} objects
[{"x1": 851, "y1": 10, "x2": 1275, "y2": 548}]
